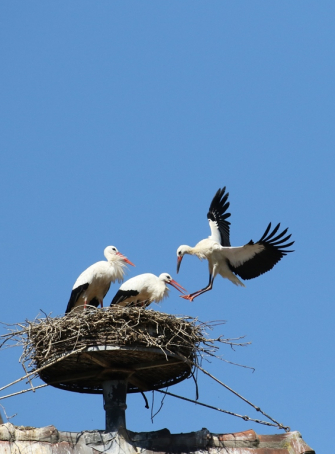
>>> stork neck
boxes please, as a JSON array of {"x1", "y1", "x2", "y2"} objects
[{"x1": 182, "y1": 245, "x2": 196, "y2": 255}]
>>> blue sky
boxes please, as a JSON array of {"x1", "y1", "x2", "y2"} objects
[{"x1": 0, "y1": 2, "x2": 334, "y2": 452}]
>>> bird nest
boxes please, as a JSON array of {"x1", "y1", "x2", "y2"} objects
[{"x1": 1, "y1": 307, "x2": 248, "y2": 394}]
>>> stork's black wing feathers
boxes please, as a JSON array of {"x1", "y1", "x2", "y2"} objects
[
  {"x1": 207, "y1": 187, "x2": 231, "y2": 246},
  {"x1": 110, "y1": 289, "x2": 139, "y2": 306},
  {"x1": 258, "y1": 222, "x2": 272, "y2": 241},
  {"x1": 229, "y1": 223, "x2": 294, "y2": 280},
  {"x1": 65, "y1": 283, "x2": 89, "y2": 313}
]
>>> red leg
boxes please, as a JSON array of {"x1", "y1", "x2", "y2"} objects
[{"x1": 180, "y1": 273, "x2": 214, "y2": 301}]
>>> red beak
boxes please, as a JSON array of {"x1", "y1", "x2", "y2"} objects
[
  {"x1": 117, "y1": 252, "x2": 135, "y2": 267},
  {"x1": 168, "y1": 279, "x2": 187, "y2": 294},
  {"x1": 176, "y1": 256, "x2": 183, "y2": 274}
]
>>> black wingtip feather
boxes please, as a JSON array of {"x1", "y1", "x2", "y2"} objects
[
  {"x1": 259, "y1": 222, "x2": 272, "y2": 242},
  {"x1": 263, "y1": 223, "x2": 281, "y2": 242},
  {"x1": 271, "y1": 233, "x2": 292, "y2": 246},
  {"x1": 267, "y1": 228, "x2": 289, "y2": 244},
  {"x1": 207, "y1": 186, "x2": 232, "y2": 247}
]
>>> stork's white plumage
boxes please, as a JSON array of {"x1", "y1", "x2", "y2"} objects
[
  {"x1": 110, "y1": 273, "x2": 186, "y2": 308},
  {"x1": 65, "y1": 246, "x2": 135, "y2": 313},
  {"x1": 177, "y1": 187, "x2": 294, "y2": 301}
]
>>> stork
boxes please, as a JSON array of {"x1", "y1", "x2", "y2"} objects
[
  {"x1": 110, "y1": 273, "x2": 186, "y2": 308},
  {"x1": 176, "y1": 187, "x2": 294, "y2": 301},
  {"x1": 65, "y1": 246, "x2": 135, "y2": 313}
]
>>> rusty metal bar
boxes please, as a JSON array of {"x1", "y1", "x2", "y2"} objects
[{"x1": 102, "y1": 379, "x2": 128, "y2": 432}]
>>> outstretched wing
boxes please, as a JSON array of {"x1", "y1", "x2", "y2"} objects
[
  {"x1": 65, "y1": 283, "x2": 89, "y2": 313},
  {"x1": 207, "y1": 187, "x2": 231, "y2": 246},
  {"x1": 225, "y1": 223, "x2": 294, "y2": 280}
]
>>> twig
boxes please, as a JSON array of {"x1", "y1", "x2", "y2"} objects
[
  {"x1": 0, "y1": 403, "x2": 17, "y2": 421},
  {"x1": 0, "y1": 384, "x2": 48, "y2": 401},
  {"x1": 151, "y1": 388, "x2": 167, "y2": 422},
  {"x1": 22, "y1": 362, "x2": 35, "y2": 392}
]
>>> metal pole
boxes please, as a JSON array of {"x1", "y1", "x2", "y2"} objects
[{"x1": 102, "y1": 379, "x2": 128, "y2": 432}]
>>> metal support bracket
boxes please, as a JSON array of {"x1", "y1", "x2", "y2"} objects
[{"x1": 102, "y1": 379, "x2": 128, "y2": 433}]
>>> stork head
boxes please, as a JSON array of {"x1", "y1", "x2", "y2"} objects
[
  {"x1": 159, "y1": 273, "x2": 187, "y2": 294},
  {"x1": 176, "y1": 245, "x2": 191, "y2": 273},
  {"x1": 104, "y1": 246, "x2": 135, "y2": 267}
]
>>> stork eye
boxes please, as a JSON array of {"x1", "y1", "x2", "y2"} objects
[{"x1": 178, "y1": 251, "x2": 181, "y2": 255}]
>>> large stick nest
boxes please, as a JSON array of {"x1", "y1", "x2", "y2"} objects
[{"x1": 1, "y1": 307, "x2": 249, "y2": 394}]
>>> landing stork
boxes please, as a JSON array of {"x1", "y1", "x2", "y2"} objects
[
  {"x1": 65, "y1": 246, "x2": 135, "y2": 313},
  {"x1": 110, "y1": 273, "x2": 186, "y2": 308},
  {"x1": 176, "y1": 187, "x2": 294, "y2": 301}
]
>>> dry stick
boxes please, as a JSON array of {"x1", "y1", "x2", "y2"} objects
[
  {"x1": 0, "y1": 347, "x2": 86, "y2": 394},
  {"x1": 177, "y1": 353, "x2": 290, "y2": 433},
  {"x1": 156, "y1": 390, "x2": 283, "y2": 429},
  {"x1": 0, "y1": 384, "x2": 48, "y2": 401},
  {"x1": 21, "y1": 362, "x2": 35, "y2": 393},
  {"x1": 0, "y1": 403, "x2": 17, "y2": 421}
]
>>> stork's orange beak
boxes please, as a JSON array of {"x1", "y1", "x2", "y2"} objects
[
  {"x1": 117, "y1": 252, "x2": 135, "y2": 267},
  {"x1": 176, "y1": 256, "x2": 183, "y2": 274},
  {"x1": 168, "y1": 279, "x2": 187, "y2": 294}
]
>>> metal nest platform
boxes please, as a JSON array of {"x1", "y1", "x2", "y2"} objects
[
  {"x1": 39, "y1": 345, "x2": 192, "y2": 394},
  {"x1": 28, "y1": 307, "x2": 199, "y2": 394}
]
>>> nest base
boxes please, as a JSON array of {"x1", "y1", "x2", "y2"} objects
[{"x1": 39, "y1": 344, "x2": 192, "y2": 394}]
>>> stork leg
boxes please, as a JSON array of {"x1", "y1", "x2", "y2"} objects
[
  {"x1": 84, "y1": 299, "x2": 87, "y2": 310},
  {"x1": 181, "y1": 273, "x2": 214, "y2": 302},
  {"x1": 100, "y1": 299, "x2": 103, "y2": 309}
]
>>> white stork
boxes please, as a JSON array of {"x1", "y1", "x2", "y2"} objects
[
  {"x1": 110, "y1": 273, "x2": 186, "y2": 308},
  {"x1": 65, "y1": 246, "x2": 135, "y2": 313},
  {"x1": 176, "y1": 187, "x2": 294, "y2": 301}
]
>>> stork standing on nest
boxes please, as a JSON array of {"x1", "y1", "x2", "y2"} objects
[
  {"x1": 176, "y1": 187, "x2": 294, "y2": 301},
  {"x1": 110, "y1": 273, "x2": 187, "y2": 308},
  {"x1": 65, "y1": 246, "x2": 135, "y2": 313}
]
